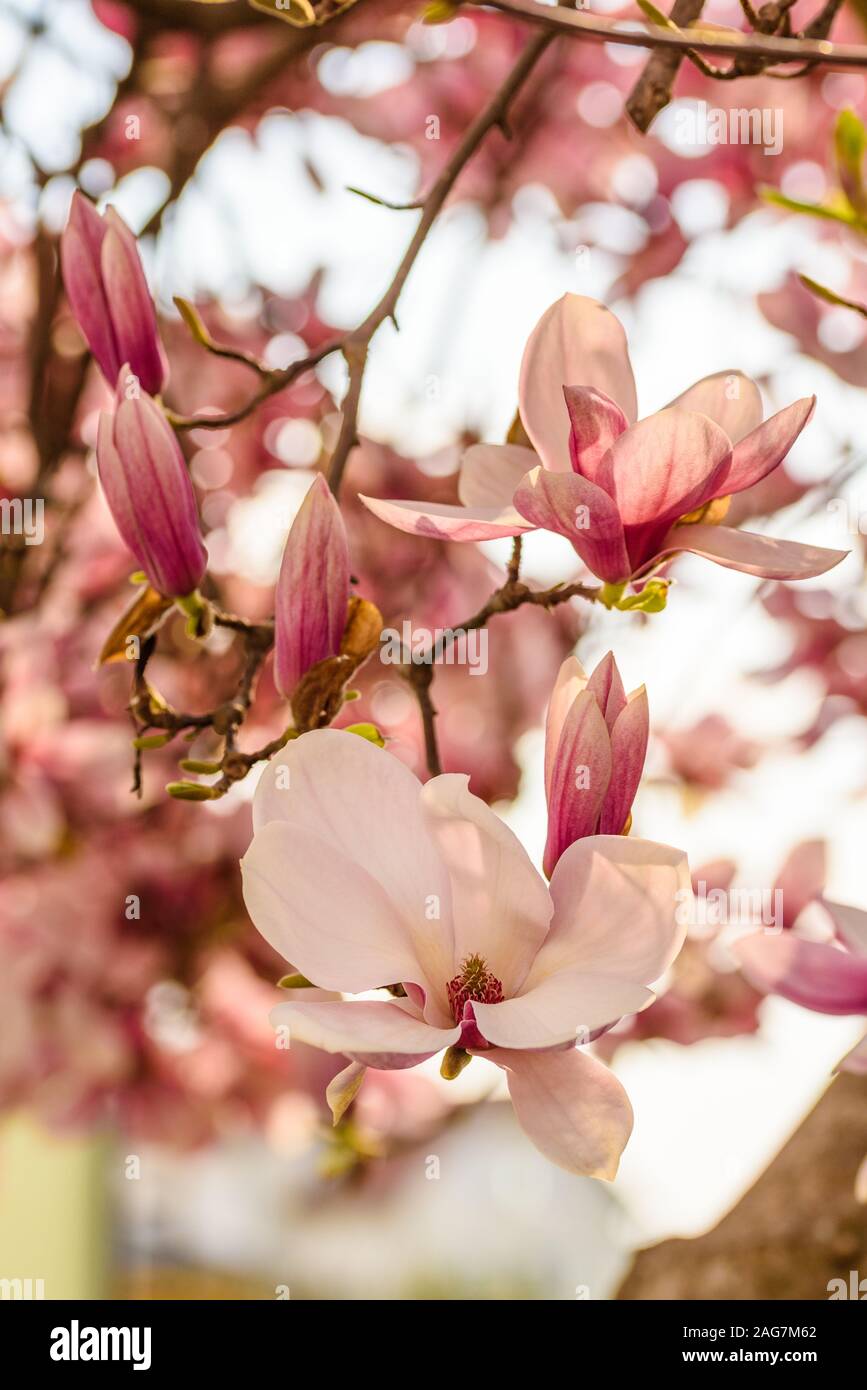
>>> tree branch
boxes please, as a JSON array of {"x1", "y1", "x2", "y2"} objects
[
  {"x1": 326, "y1": 28, "x2": 556, "y2": 498},
  {"x1": 617, "y1": 1069, "x2": 867, "y2": 1299},
  {"x1": 481, "y1": 0, "x2": 867, "y2": 70},
  {"x1": 403, "y1": 569, "x2": 601, "y2": 778},
  {"x1": 626, "y1": 0, "x2": 707, "y2": 134}
]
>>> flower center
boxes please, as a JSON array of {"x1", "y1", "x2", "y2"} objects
[
  {"x1": 677, "y1": 495, "x2": 731, "y2": 528},
  {"x1": 447, "y1": 953, "x2": 504, "y2": 1022}
]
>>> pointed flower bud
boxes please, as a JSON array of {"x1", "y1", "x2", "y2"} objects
[
  {"x1": 543, "y1": 652, "x2": 649, "y2": 876},
  {"x1": 96, "y1": 370, "x2": 207, "y2": 599},
  {"x1": 274, "y1": 474, "x2": 351, "y2": 699},
  {"x1": 61, "y1": 191, "x2": 168, "y2": 396}
]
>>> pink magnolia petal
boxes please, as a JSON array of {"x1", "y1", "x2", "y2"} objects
[
  {"x1": 598, "y1": 686, "x2": 649, "y2": 836},
  {"x1": 773, "y1": 839, "x2": 826, "y2": 930},
  {"x1": 597, "y1": 409, "x2": 732, "y2": 527},
  {"x1": 271, "y1": 999, "x2": 459, "y2": 1063},
  {"x1": 820, "y1": 899, "x2": 867, "y2": 958},
  {"x1": 564, "y1": 385, "x2": 628, "y2": 481},
  {"x1": 485, "y1": 1046, "x2": 634, "y2": 1178},
  {"x1": 458, "y1": 443, "x2": 538, "y2": 509},
  {"x1": 519, "y1": 295, "x2": 638, "y2": 475},
  {"x1": 101, "y1": 209, "x2": 168, "y2": 396},
  {"x1": 530, "y1": 835, "x2": 690, "y2": 990},
  {"x1": 242, "y1": 821, "x2": 429, "y2": 996},
  {"x1": 543, "y1": 690, "x2": 612, "y2": 878},
  {"x1": 60, "y1": 192, "x2": 119, "y2": 384},
  {"x1": 325, "y1": 1061, "x2": 366, "y2": 1124},
  {"x1": 358, "y1": 493, "x2": 533, "y2": 542},
  {"x1": 838, "y1": 1032, "x2": 867, "y2": 1075},
  {"x1": 714, "y1": 397, "x2": 815, "y2": 499},
  {"x1": 251, "y1": 730, "x2": 455, "y2": 1012},
  {"x1": 101, "y1": 387, "x2": 207, "y2": 598},
  {"x1": 513, "y1": 466, "x2": 631, "y2": 583},
  {"x1": 735, "y1": 933, "x2": 867, "y2": 1015},
  {"x1": 419, "y1": 773, "x2": 552, "y2": 995},
  {"x1": 666, "y1": 371, "x2": 763, "y2": 444},
  {"x1": 623, "y1": 518, "x2": 675, "y2": 575},
  {"x1": 657, "y1": 524, "x2": 849, "y2": 580},
  {"x1": 585, "y1": 651, "x2": 627, "y2": 732},
  {"x1": 471, "y1": 969, "x2": 652, "y2": 1048},
  {"x1": 544, "y1": 656, "x2": 589, "y2": 801}
]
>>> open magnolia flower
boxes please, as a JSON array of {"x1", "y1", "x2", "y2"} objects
[
  {"x1": 735, "y1": 898, "x2": 867, "y2": 1074},
  {"x1": 241, "y1": 729, "x2": 690, "y2": 1178},
  {"x1": 737, "y1": 897, "x2": 867, "y2": 1203},
  {"x1": 360, "y1": 295, "x2": 847, "y2": 586}
]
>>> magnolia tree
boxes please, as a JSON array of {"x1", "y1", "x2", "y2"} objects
[{"x1": 4, "y1": 0, "x2": 867, "y2": 1298}]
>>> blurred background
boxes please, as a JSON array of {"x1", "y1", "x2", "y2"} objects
[{"x1": 1, "y1": 0, "x2": 867, "y2": 1299}]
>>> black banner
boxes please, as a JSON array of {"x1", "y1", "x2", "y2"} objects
[{"x1": 0, "y1": 1298, "x2": 862, "y2": 1374}]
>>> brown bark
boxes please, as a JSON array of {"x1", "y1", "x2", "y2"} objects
[
  {"x1": 617, "y1": 1071, "x2": 867, "y2": 1300},
  {"x1": 625, "y1": 0, "x2": 707, "y2": 134}
]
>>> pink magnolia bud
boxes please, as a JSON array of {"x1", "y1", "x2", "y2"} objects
[
  {"x1": 274, "y1": 475, "x2": 350, "y2": 698},
  {"x1": 61, "y1": 191, "x2": 168, "y2": 396},
  {"x1": 543, "y1": 652, "x2": 649, "y2": 876},
  {"x1": 96, "y1": 371, "x2": 207, "y2": 599}
]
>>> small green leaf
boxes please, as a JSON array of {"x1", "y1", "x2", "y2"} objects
[
  {"x1": 635, "y1": 0, "x2": 679, "y2": 29},
  {"x1": 617, "y1": 580, "x2": 669, "y2": 613},
  {"x1": 423, "y1": 1, "x2": 460, "y2": 22},
  {"x1": 173, "y1": 296, "x2": 213, "y2": 350},
  {"x1": 798, "y1": 275, "x2": 867, "y2": 318},
  {"x1": 166, "y1": 781, "x2": 221, "y2": 801},
  {"x1": 175, "y1": 589, "x2": 212, "y2": 641},
  {"x1": 132, "y1": 732, "x2": 172, "y2": 750},
  {"x1": 179, "y1": 758, "x2": 224, "y2": 774},
  {"x1": 344, "y1": 722, "x2": 385, "y2": 747},
  {"x1": 835, "y1": 109, "x2": 867, "y2": 215},
  {"x1": 598, "y1": 582, "x2": 626, "y2": 610},
  {"x1": 760, "y1": 187, "x2": 859, "y2": 227}
]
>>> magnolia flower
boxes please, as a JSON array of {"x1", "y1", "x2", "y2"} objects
[
  {"x1": 61, "y1": 192, "x2": 168, "y2": 396},
  {"x1": 360, "y1": 295, "x2": 846, "y2": 585},
  {"x1": 544, "y1": 653, "x2": 648, "y2": 876},
  {"x1": 96, "y1": 371, "x2": 207, "y2": 599},
  {"x1": 274, "y1": 475, "x2": 350, "y2": 699},
  {"x1": 241, "y1": 729, "x2": 689, "y2": 1177},
  {"x1": 735, "y1": 899, "x2": 867, "y2": 1075}
]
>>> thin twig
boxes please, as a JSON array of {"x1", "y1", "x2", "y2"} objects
[
  {"x1": 166, "y1": 337, "x2": 342, "y2": 431},
  {"x1": 403, "y1": 661, "x2": 443, "y2": 777},
  {"x1": 403, "y1": 570, "x2": 601, "y2": 777},
  {"x1": 326, "y1": 29, "x2": 556, "y2": 499},
  {"x1": 481, "y1": 0, "x2": 866, "y2": 68}
]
